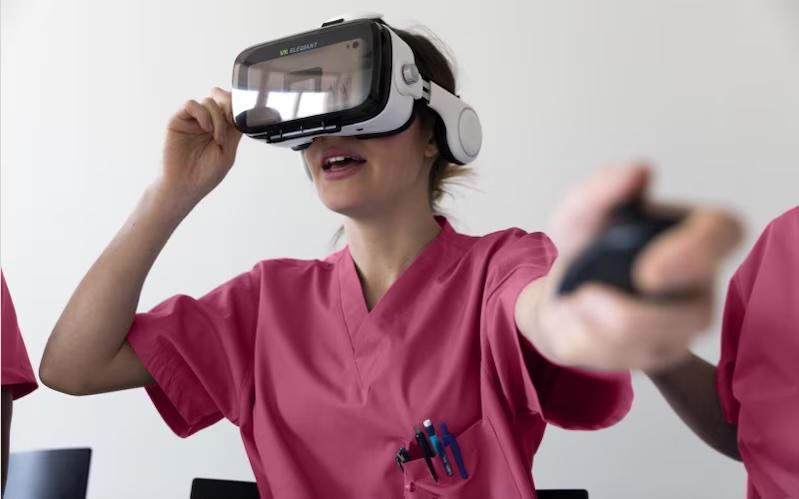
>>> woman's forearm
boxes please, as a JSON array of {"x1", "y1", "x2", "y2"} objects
[
  {"x1": 40, "y1": 182, "x2": 193, "y2": 395},
  {"x1": 517, "y1": 274, "x2": 741, "y2": 460},
  {"x1": 647, "y1": 352, "x2": 741, "y2": 460}
]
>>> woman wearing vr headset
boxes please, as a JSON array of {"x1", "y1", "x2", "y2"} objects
[{"x1": 40, "y1": 16, "x2": 742, "y2": 498}]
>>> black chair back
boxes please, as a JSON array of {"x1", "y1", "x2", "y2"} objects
[
  {"x1": 190, "y1": 478, "x2": 260, "y2": 499},
  {"x1": 4, "y1": 448, "x2": 92, "y2": 499},
  {"x1": 538, "y1": 491, "x2": 589, "y2": 499}
]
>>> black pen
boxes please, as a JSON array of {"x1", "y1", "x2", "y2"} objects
[
  {"x1": 414, "y1": 425, "x2": 439, "y2": 481},
  {"x1": 396, "y1": 446, "x2": 412, "y2": 472}
]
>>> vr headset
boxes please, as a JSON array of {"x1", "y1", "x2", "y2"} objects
[{"x1": 231, "y1": 14, "x2": 482, "y2": 165}]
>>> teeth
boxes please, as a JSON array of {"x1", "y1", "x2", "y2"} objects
[
  {"x1": 323, "y1": 155, "x2": 362, "y2": 169},
  {"x1": 325, "y1": 156, "x2": 349, "y2": 166}
]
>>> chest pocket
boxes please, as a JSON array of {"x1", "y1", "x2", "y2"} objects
[{"x1": 401, "y1": 418, "x2": 522, "y2": 499}]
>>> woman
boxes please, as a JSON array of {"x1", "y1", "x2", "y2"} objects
[{"x1": 40, "y1": 27, "x2": 741, "y2": 498}]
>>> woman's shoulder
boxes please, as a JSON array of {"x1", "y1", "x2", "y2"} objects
[
  {"x1": 766, "y1": 204, "x2": 799, "y2": 235},
  {"x1": 249, "y1": 252, "x2": 340, "y2": 282},
  {"x1": 455, "y1": 223, "x2": 556, "y2": 258}
]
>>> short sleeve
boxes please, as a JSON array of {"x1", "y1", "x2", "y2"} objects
[
  {"x1": 716, "y1": 275, "x2": 746, "y2": 425},
  {"x1": 482, "y1": 231, "x2": 633, "y2": 430},
  {"x1": 127, "y1": 264, "x2": 261, "y2": 438},
  {"x1": 714, "y1": 214, "x2": 777, "y2": 426},
  {"x1": 714, "y1": 210, "x2": 784, "y2": 428},
  {"x1": 1, "y1": 271, "x2": 39, "y2": 400}
]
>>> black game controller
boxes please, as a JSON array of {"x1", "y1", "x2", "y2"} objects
[{"x1": 558, "y1": 199, "x2": 683, "y2": 297}]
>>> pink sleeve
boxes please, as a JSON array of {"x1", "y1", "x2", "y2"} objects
[
  {"x1": 716, "y1": 275, "x2": 746, "y2": 425},
  {"x1": 714, "y1": 213, "x2": 776, "y2": 427},
  {"x1": 126, "y1": 265, "x2": 261, "y2": 438},
  {"x1": 482, "y1": 231, "x2": 633, "y2": 429},
  {"x1": 1, "y1": 271, "x2": 38, "y2": 400},
  {"x1": 715, "y1": 216, "x2": 777, "y2": 426}
]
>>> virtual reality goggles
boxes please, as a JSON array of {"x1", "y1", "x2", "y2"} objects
[{"x1": 231, "y1": 14, "x2": 482, "y2": 165}]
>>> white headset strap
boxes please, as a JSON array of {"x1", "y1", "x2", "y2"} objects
[
  {"x1": 422, "y1": 80, "x2": 482, "y2": 164},
  {"x1": 387, "y1": 27, "x2": 482, "y2": 164}
]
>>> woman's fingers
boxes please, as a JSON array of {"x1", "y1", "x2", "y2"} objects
[
  {"x1": 171, "y1": 89, "x2": 239, "y2": 146},
  {"x1": 550, "y1": 164, "x2": 651, "y2": 262},
  {"x1": 177, "y1": 99, "x2": 213, "y2": 134},
  {"x1": 202, "y1": 97, "x2": 226, "y2": 145},
  {"x1": 210, "y1": 86, "x2": 235, "y2": 127},
  {"x1": 634, "y1": 207, "x2": 743, "y2": 293},
  {"x1": 544, "y1": 283, "x2": 715, "y2": 371},
  {"x1": 578, "y1": 284, "x2": 712, "y2": 342}
]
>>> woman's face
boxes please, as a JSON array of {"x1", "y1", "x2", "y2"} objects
[{"x1": 302, "y1": 117, "x2": 439, "y2": 218}]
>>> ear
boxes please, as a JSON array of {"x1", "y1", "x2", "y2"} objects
[{"x1": 423, "y1": 133, "x2": 439, "y2": 159}]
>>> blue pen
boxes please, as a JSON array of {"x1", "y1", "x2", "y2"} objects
[
  {"x1": 423, "y1": 419, "x2": 453, "y2": 477},
  {"x1": 439, "y1": 422, "x2": 468, "y2": 479}
]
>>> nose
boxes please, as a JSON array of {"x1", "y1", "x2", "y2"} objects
[
  {"x1": 305, "y1": 135, "x2": 330, "y2": 154},
  {"x1": 305, "y1": 135, "x2": 356, "y2": 157},
  {"x1": 313, "y1": 134, "x2": 358, "y2": 146}
]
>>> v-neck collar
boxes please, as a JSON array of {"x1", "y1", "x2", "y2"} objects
[{"x1": 337, "y1": 216, "x2": 456, "y2": 342}]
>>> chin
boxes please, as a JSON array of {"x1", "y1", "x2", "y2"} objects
[
  {"x1": 316, "y1": 180, "x2": 371, "y2": 212},
  {"x1": 322, "y1": 194, "x2": 388, "y2": 219},
  {"x1": 320, "y1": 195, "x2": 366, "y2": 217}
]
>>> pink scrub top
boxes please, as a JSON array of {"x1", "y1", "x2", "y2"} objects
[
  {"x1": 127, "y1": 216, "x2": 632, "y2": 498},
  {"x1": 717, "y1": 206, "x2": 799, "y2": 499},
  {"x1": 1, "y1": 271, "x2": 38, "y2": 400}
]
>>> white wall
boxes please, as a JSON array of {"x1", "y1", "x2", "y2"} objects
[{"x1": 2, "y1": 1, "x2": 797, "y2": 497}]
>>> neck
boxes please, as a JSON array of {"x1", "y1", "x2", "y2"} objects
[{"x1": 344, "y1": 205, "x2": 442, "y2": 310}]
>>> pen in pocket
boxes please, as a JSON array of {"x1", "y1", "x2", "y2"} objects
[
  {"x1": 414, "y1": 425, "x2": 439, "y2": 482},
  {"x1": 423, "y1": 419, "x2": 453, "y2": 477},
  {"x1": 439, "y1": 422, "x2": 468, "y2": 479}
]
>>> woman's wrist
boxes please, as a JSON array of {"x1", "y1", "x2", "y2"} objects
[
  {"x1": 144, "y1": 178, "x2": 200, "y2": 225},
  {"x1": 644, "y1": 351, "x2": 696, "y2": 380},
  {"x1": 518, "y1": 274, "x2": 573, "y2": 366}
]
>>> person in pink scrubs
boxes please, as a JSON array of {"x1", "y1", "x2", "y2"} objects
[
  {"x1": 2, "y1": 271, "x2": 39, "y2": 494},
  {"x1": 40, "y1": 29, "x2": 742, "y2": 498},
  {"x1": 649, "y1": 206, "x2": 798, "y2": 499}
]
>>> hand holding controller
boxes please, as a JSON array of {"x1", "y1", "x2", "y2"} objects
[{"x1": 558, "y1": 199, "x2": 683, "y2": 297}]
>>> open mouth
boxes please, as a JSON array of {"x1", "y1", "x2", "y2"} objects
[{"x1": 322, "y1": 154, "x2": 366, "y2": 172}]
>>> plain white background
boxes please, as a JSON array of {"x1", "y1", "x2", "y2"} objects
[{"x1": 2, "y1": 1, "x2": 797, "y2": 497}]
